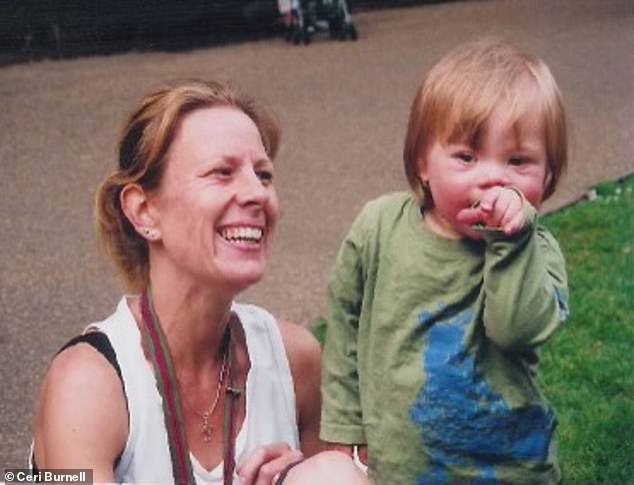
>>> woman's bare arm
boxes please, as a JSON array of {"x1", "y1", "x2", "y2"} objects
[
  {"x1": 278, "y1": 319, "x2": 323, "y2": 456},
  {"x1": 33, "y1": 344, "x2": 128, "y2": 482}
]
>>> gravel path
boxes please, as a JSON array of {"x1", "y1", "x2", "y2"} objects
[{"x1": 1, "y1": 0, "x2": 632, "y2": 468}]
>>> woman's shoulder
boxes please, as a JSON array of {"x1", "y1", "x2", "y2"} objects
[
  {"x1": 276, "y1": 319, "x2": 321, "y2": 369},
  {"x1": 43, "y1": 339, "x2": 124, "y2": 396},
  {"x1": 86, "y1": 296, "x2": 137, "y2": 335},
  {"x1": 32, "y1": 297, "x2": 133, "y2": 471},
  {"x1": 233, "y1": 304, "x2": 320, "y2": 360},
  {"x1": 44, "y1": 296, "x2": 134, "y2": 397},
  {"x1": 32, "y1": 337, "x2": 128, "y2": 474}
]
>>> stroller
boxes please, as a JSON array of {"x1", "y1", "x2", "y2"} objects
[{"x1": 284, "y1": 0, "x2": 358, "y2": 45}]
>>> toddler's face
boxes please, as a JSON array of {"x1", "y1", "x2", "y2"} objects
[{"x1": 418, "y1": 106, "x2": 549, "y2": 240}]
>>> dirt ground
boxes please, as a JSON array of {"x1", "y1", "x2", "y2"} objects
[{"x1": 1, "y1": 0, "x2": 632, "y2": 468}]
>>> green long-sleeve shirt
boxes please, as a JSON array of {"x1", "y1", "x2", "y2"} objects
[{"x1": 321, "y1": 192, "x2": 569, "y2": 484}]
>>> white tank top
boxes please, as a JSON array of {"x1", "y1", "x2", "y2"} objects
[{"x1": 89, "y1": 297, "x2": 300, "y2": 484}]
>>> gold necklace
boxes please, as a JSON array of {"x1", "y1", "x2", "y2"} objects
[{"x1": 181, "y1": 349, "x2": 229, "y2": 442}]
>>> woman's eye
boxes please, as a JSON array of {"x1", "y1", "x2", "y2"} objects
[
  {"x1": 257, "y1": 170, "x2": 274, "y2": 184},
  {"x1": 208, "y1": 166, "x2": 233, "y2": 178}
]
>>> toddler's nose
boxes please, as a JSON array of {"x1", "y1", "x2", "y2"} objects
[{"x1": 478, "y1": 162, "x2": 510, "y2": 189}]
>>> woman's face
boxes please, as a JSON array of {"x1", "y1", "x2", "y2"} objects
[{"x1": 149, "y1": 106, "x2": 279, "y2": 294}]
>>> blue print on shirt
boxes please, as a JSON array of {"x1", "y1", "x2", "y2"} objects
[{"x1": 410, "y1": 308, "x2": 555, "y2": 484}]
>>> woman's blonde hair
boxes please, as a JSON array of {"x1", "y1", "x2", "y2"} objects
[
  {"x1": 403, "y1": 39, "x2": 567, "y2": 206},
  {"x1": 95, "y1": 79, "x2": 280, "y2": 291}
]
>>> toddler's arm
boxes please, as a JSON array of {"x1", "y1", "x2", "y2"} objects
[
  {"x1": 479, "y1": 200, "x2": 569, "y2": 351},
  {"x1": 320, "y1": 213, "x2": 368, "y2": 447}
]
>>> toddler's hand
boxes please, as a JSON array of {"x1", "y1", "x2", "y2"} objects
[{"x1": 457, "y1": 186, "x2": 526, "y2": 236}]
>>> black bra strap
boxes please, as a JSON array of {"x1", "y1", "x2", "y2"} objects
[{"x1": 58, "y1": 332, "x2": 124, "y2": 384}]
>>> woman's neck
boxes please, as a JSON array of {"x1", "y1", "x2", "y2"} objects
[{"x1": 146, "y1": 271, "x2": 234, "y2": 374}]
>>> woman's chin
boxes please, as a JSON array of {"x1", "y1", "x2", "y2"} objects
[
  {"x1": 218, "y1": 265, "x2": 267, "y2": 294},
  {"x1": 212, "y1": 239, "x2": 271, "y2": 288}
]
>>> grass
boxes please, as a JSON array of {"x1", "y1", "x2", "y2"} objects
[
  {"x1": 540, "y1": 177, "x2": 634, "y2": 483},
  {"x1": 312, "y1": 176, "x2": 634, "y2": 483}
]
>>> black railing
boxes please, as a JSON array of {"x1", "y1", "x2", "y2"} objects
[{"x1": 0, "y1": 0, "x2": 444, "y2": 65}]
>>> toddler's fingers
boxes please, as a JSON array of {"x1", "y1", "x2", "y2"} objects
[
  {"x1": 488, "y1": 194, "x2": 514, "y2": 228},
  {"x1": 498, "y1": 187, "x2": 524, "y2": 228},
  {"x1": 478, "y1": 186, "x2": 504, "y2": 213},
  {"x1": 456, "y1": 206, "x2": 485, "y2": 226},
  {"x1": 481, "y1": 186, "x2": 525, "y2": 228},
  {"x1": 503, "y1": 209, "x2": 526, "y2": 236}
]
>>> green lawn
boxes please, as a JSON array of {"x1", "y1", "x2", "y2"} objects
[
  {"x1": 540, "y1": 177, "x2": 634, "y2": 483},
  {"x1": 313, "y1": 176, "x2": 634, "y2": 483}
]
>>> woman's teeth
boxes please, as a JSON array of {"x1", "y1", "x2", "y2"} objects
[{"x1": 219, "y1": 227, "x2": 263, "y2": 243}]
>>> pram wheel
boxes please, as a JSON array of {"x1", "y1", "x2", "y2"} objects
[
  {"x1": 348, "y1": 24, "x2": 358, "y2": 41},
  {"x1": 337, "y1": 23, "x2": 357, "y2": 41},
  {"x1": 328, "y1": 19, "x2": 340, "y2": 39},
  {"x1": 291, "y1": 28, "x2": 311, "y2": 46}
]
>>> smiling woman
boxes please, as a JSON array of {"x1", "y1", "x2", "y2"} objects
[
  {"x1": 96, "y1": 80, "x2": 281, "y2": 294},
  {"x1": 128, "y1": 105, "x2": 281, "y2": 296},
  {"x1": 30, "y1": 80, "x2": 367, "y2": 485}
]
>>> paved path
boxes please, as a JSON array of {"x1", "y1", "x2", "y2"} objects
[{"x1": 1, "y1": 0, "x2": 632, "y2": 468}]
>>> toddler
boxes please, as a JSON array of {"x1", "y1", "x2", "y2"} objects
[{"x1": 321, "y1": 39, "x2": 570, "y2": 484}]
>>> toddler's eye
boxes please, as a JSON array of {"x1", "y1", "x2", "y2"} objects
[
  {"x1": 509, "y1": 157, "x2": 525, "y2": 166},
  {"x1": 455, "y1": 152, "x2": 476, "y2": 163}
]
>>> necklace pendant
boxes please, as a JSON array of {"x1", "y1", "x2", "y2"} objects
[
  {"x1": 201, "y1": 425, "x2": 213, "y2": 442},
  {"x1": 201, "y1": 412, "x2": 213, "y2": 442}
]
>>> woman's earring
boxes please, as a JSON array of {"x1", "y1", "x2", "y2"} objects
[{"x1": 142, "y1": 228, "x2": 159, "y2": 240}]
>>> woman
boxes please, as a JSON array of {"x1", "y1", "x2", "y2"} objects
[{"x1": 32, "y1": 80, "x2": 367, "y2": 484}]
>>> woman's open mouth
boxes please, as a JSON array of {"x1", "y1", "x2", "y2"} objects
[{"x1": 218, "y1": 226, "x2": 264, "y2": 246}]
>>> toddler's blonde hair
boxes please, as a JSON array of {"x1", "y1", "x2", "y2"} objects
[{"x1": 403, "y1": 39, "x2": 567, "y2": 206}]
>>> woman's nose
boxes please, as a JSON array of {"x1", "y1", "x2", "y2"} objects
[{"x1": 236, "y1": 169, "x2": 268, "y2": 205}]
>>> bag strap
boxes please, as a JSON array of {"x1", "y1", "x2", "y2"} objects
[
  {"x1": 223, "y1": 318, "x2": 242, "y2": 485},
  {"x1": 140, "y1": 291, "x2": 195, "y2": 485}
]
